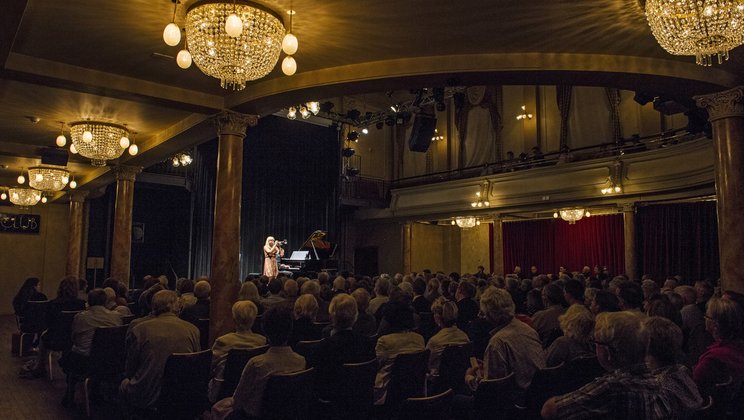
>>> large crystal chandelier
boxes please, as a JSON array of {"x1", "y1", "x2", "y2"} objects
[
  {"x1": 8, "y1": 188, "x2": 42, "y2": 207},
  {"x1": 553, "y1": 209, "x2": 591, "y2": 225},
  {"x1": 69, "y1": 121, "x2": 136, "y2": 166},
  {"x1": 645, "y1": 0, "x2": 744, "y2": 65},
  {"x1": 184, "y1": 1, "x2": 287, "y2": 90},
  {"x1": 451, "y1": 216, "x2": 481, "y2": 229},
  {"x1": 28, "y1": 166, "x2": 70, "y2": 192}
]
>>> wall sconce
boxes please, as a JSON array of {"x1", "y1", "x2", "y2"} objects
[
  {"x1": 431, "y1": 128, "x2": 444, "y2": 141},
  {"x1": 516, "y1": 105, "x2": 533, "y2": 121},
  {"x1": 600, "y1": 160, "x2": 624, "y2": 195}
]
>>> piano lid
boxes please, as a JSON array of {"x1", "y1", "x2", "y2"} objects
[{"x1": 301, "y1": 230, "x2": 331, "y2": 250}]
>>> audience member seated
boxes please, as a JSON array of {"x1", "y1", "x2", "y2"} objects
[
  {"x1": 645, "y1": 294, "x2": 683, "y2": 327},
  {"x1": 306, "y1": 293, "x2": 375, "y2": 400},
  {"x1": 177, "y1": 278, "x2": 197, "y2": 308},
  {"x1": 426, "y1": 297, "x2": 470, "y2": 376},
  {"x1": 676, "y1": 285, "x2": 704, "y2": 332},
  {"x1": 208, "y1": 300, "x2": 267, "y2": 402},
  {"x1": 694, "y1": 280, "x2": 714, "y2": 313},
  {"x1": 136, "y1": 276, "x2": 162, "y2": 317},
  {"x1": 411, "y1": 278, "x2": 430, "y2": 314},
  {"x1": 59, "y1": 288, "x2": 123, "y2": 406},
  {"x1": 532, "y1": 283, "x2": 567, "y2": 347},
  {"x1": 643, "y1": 316, "x2": 703, "y2": 418},
  {"x1": 693, "y1": 296, "x2": 744, "y2": 396},
  {"x1": 331, "y1": 276, "x2": 347, "y2": 296},
  {"x1": 374, "y1": 295, "x2": 425, "y2": 405},
  {"x1": 351, "y1": 288, "x2": 377, "y2": 337},
  {"x1": 261, "y1": 279, "x2": 285, "y2": 310},
  {"x1": 545, "y1": 304, "x2": 595, "y2": 367},
  {"x1": 616, "y1": 281, "x2": 646, "y2": 315},
  {"x1": 211, "y1": 303, "x2": 305, "y2": 420},
  {"x1": 541, "y1": 312, "x2": 672, "y2": 419},
  {"x1": 369, "y1": 276, "x2": 391, "y2": 317},
  {"x1": 20, "y1": 276, "x2": 86, "y2": 379},
  {"x1": 120, "y1": 290, "x2": 200, "y2": 410},
  {"x1": 525, "y1": 288, "x2": 545, "y2": 316},
  {"x1": 465, "y1": 287, "x2": 544, "y2": 394},
  {"x1": 563, "y1": 279, "x2": 585, "y2": 307},
  {"x1": 455, "y1": 281, "x2": 479, "y2": 330},
  {"x1": 282, "y1": 279, "x2": 299, "y2": 305},
  {"x1": 104, "y1": 287, "x2": 132, "y2": 316},
  {"x1": 180, "y1": 280, "x2": 211, "y2": 324},
  {"x1": 590, "y1": 290, "x2": 621, "y2": 314},
  {"x1": 237, "y1": 281, "x2": 264, "y2": 315},
  {"x1": 288, "y1": 294, "x2": 322, "y2": 346},
  {"x1": 77, "y1": 278, "x2": 88, "y2": 302},
  {"x1": 299, "y1": 280, "x2": 330, "y2": 323},
  {"x1": 13, "y1": 277, "x2": 48, "y2": 320}
]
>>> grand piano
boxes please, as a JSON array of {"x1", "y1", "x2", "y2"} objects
[{"x1": 279, "y1": 230, "x2": 338, "y2": 276}]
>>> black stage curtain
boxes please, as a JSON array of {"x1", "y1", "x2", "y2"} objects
[
  {"x1": 636, "y1": 202, "x2": 719, "y2": 283},
  {"x1": 190, "y1": 140, "x2": 218, "y2": 278}
]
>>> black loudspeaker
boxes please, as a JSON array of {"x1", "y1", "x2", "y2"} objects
[
  {"x1": 40, "y1": 147, "x2": 69, "y2": 166},
  {"x1": 408, "y1": 113, "x2": 437, "y2": 152}
]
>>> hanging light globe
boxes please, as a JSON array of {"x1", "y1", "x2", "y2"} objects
[
  {"x1": 282, "y1": 33, "x2": 298, "y2": 55},
  {"x1": 163, "y1": 22, "x2": 182, "y2": 46},
  {"x1": 282, "y1": 55, "x2": 297, "y2": 76}
]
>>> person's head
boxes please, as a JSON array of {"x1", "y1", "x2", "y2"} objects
[
  {"x1": 542, "y1": 283, "x2": 566, "y2": 307},
  {"x1": 563, "y1": 279, "x2": 585, "y2": 305},
  {"x1": 530, "y1": 265, "x2": 538, "y2": 274},
  {"x1": 642, "y1": 316, "x2": 684, "y2": 369},
  {"x1": 265, "y1": 236, "x2": 275, "y2": 248},
  {"x1": 177, "y1": 278, "x2": 195, "y2": 295},
  {"x1": 194, "y1": 280, "x2": 211, "y2": 299},
  {"x1": 103, "y1": 287, "x2": 118, "y2": 309},
  {"x1": 332, "y1": 276, "x2": 346, "y2": 292},
  {"x1": 662, "y1": 277, "x2": 678, "y2": 291},
  {"x1": 351, "y1": 287, "x2": 370, "y2": 313},
  {"x1": 674, "y1": 285, "x2": 697, "y2": 305},
  {"x1": 17, "y1": 277, "x2": 41, "y2": 296},
  {"x1": 584, "y1": 287, "x2": 599, "y2": 307},
  {"x1": 158, "y1": 275, "x2": 169, "y2": 289},
  {"x1": 591, "y1": 290, "x2": 621, "y2": 314},
  {"x1": 616, "y1": 281, "x2": 644, "y2": 310},
  {"x1": 374, "y1": 276, "x2": 391, "y2": 297},
  {"x1": 513, "y1": 265, "x2": 522, "y2": 274},
  {"x1": 383, "y1": 298, "x2": 415, "y2": 332},
  {"x1": 268, "y1": 279, "x2": 283, "y2": 295},
  {"x1": 57, "y1": 276, "x2": 79, "y2": 300},
  {"x1": 87, "y1": 288, "x2": 108, "y2": 307},
  {"x1": 695, "y1": 280, "x2": 714, "y2": 303},
  {"x1": 262, "y1": 303, "x2": 294, "y2": 346},
  {"x1": 559, "y1": 304, "x2": 594, "y2": 342},
  {"x1": 232, "y1": 300, "x2": 258, "y2": 332},
  {"x1": 641, "y1": 279, "x2": 660, "y2": 300},
  {"x1": 300, "y1": 280, "x2": 320, "y2": 297},
  {"x1": 238, "y1": 281, "x2": 260, "y2": 301},
  {"x1": 431, "y1": 296, "x2": 459, "y2": 328},
  {"x1": 413, "y1": 277, "x2": 426, "y2": 296},
  {"x1": 646, "y1": 296, "x2": 682, "y2": 327},
  {"x1": 329, "y1": 293, "x2": 357, "y2": 330},
  {"x1": 705, "y1": 297, "x2": 744, "y2": 341},
  {"x1": 294, "y1": 294, "x2": 318, "y2": 320},
  {"x1": 151, "y1": 290, "x2": 179, "y2": 315},
  {"x1": 593, "y1": 311, "x2": 645, "y2": 371},
  {"x1": 479, "y1": 287, "x2": 515, "y2": 327},
  {"x1": 456, "y1": 281, "x2": 476, "y2": 301},
  {"x1": 142, "y1": 275, "x2": 159, "y2": 290},
  {"x1": 526, "y1": 288, "x2": 545, "y2": 314},
  {"x1": 283, "y1": 279, "x2": 298, "y2": 298}
]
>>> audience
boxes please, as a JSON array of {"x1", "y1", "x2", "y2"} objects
[
  {"x1": 532, "y1": 283, "x2": 567, "y2": 347},
  {"x1": 455, "y1": 281, "x2": 479, "y2": 330},
  {"x1": 590, "y1": 290, "x2": 621, "y2": 314},
  {"x1": 237, "y1": 281, "x2": 264, "y2": 314},
  {"x1": 288, "y1": 294, "x2": 322, "y2": 346},
  {"x1": 181, "y1": 280, "x2": 211, "y2": 323},
  {"x1": 616, "y1": 281, "x2": 645, "y2": 314},
  {"x1": 426, "y1": 297, "x2": 470, "y2": 376},
  {"x1": 369, "y1": 276, "x2": 391, "y2": 317},
  {"x1": 13, "y1": 277, "x2": 47, "y2": 318},
  {"x1": 351, "y1": 288, "x2": 377, "y2": 336},
  {"x1": 693, "y1": 296, "x2": 744, "y2": 396},
  {"x1": 544, "y1": 304, "x2": 595, "y2": 367}
]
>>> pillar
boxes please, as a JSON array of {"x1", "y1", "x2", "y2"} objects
[
  {"x1": 695, "y1": 87, "x2": 744, "y2": 294},
  {"x1": 402, "y1": 222, "x2": 412, "y2": 274},
  {"x1": 492, "y1": 220, "x2": 504, "y2": 276},
  {"x1": 209, "y1": 111, "x2": 257, "y2": 344},
  {"x1": 110, "y1": 165, "x2": 142, "y2": 285},
  {"x1": 66, "y1": 190, "x2": 89, "y2": 278},
  {"x1": 622, "y1": 203, "x2": 636, "y2": 280}
]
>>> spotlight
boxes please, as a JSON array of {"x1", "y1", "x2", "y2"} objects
[
  {"x1": 347, "y1": 131, "x2": 359, "y2": 141},
  {"x1": 342, "y1": 147, "x2": 355, "y2": 157},
  {"x1": 346, "y1": 109, "x2": 361, "y2": 121},
  {"x1": 362, "y1": 128, "x2": 369, "y2": 135}
]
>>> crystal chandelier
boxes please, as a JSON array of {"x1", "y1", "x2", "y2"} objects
[
  {"x1": 28, "y1": 166, "x2": 70, "y2": 192},
  {"x1": 69, "y1": 121, "x2": 136, "y2": 166},
  {"x1": 182, "y1": 1, "x2": 288, "y2": 90},
  {"x1": 8, "y1": 188, "x2": 41, "y2": 207},
  {"x1": 451, "y1": 216, "x2": 481, "y2": 229},
  {"x1": 645, "y1": 0, "x2": 744, "y2": 65},
  {"x1": 553, "y1": 209, "x2": 591, "y2": 225}
]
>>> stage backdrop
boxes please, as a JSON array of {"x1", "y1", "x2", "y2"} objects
[{"x1": 502, "y1": 214, "x2": 625, "y2": 276}]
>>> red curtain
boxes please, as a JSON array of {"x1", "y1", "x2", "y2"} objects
[
  {"x1": 635, "y1": 202, "x2": 719, "y2": 283},
  {"x1": 502, "y1": 214, "x2": 625, "y2": 276}
]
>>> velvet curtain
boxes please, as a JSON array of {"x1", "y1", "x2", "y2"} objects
[
  {"x1": 189, "y1": 140, "x2": 218, "y2": 278},
  {"x1": 635, "y1": 202, "x2": 719, "y2": 282},
  {"x1": 502, "y1": 214, "x2": 625, "y2": 276}
]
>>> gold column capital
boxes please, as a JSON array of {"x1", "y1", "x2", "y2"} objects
[
  {"x1": 620, "y1": 202, "x2": 635, "y2": 213},
  {"x1": 68, "y1": 190, "x2": 89, "y2": 203},
  {"x1": 214, "y1": 111, "x2": 259, "y2": 138},
  {"x1": 694, "y1": 86, "x2": 744, "y2": 122},
  {"x1": 111, "y1": 165, "x2": 143, "y2": 182}
]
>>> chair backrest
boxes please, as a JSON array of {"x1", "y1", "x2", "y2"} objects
[
  {"x1": 695, "y1": 395, "x2": 714, "y2": 419},
  {"x1": 46, "y1": 310, "x2": 82, "y2": 351},
  {"x1": 19, "y1": 300, "x2": 50, "y2": 333},
  {"x1": 474, "y1": 372, "x2": 516, "y2": 420},
  {"x1": 434, "y1": 343, "x2": 473, "y2": 395},
  {"x1": 220, "y1": 345, "x2": 270, "y2": 400},
  {"x1": 88, "y1": 325, "x2": 128, "y2": 378},
  {"x1": 523, "y1": 362, "x2": 566, "y2": 415},
  {"x1": 386, "y1": 349, "x2": 430, "y2": 408},
  {"x1": 157, "y1": 349, "x2": 212, "y2": 419},
  {"x1": 195, "y1": 318, "x2": 210, "y2": 350},
  {"x1": 400, "y1": 388, "x2": 454, "y2": 420},
  {"x1": 293, "y1": 339, "x2": 323, "y2": 359},
  {"x1": 261, "y1": 367, "x2": 315, "y2": 420},
  {"x1": 332, "y1": 358, "x2": 378, "y2": 416},
  {"x1": 562, "y1": 356, "x2": 605, "y2": 391}
]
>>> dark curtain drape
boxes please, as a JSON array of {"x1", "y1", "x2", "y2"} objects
[
  {"x1": 190, "y1": 140, "x2": 218, "y2": 278},
  {"x1": 503, "y1": 214, "x2": 624, "y2": 276},
  {"x1": 240, "y1": 116, "x2": 339, "y2": 276},
  {"x1": 636, "y1": 202, "x2": 719, "y2": 282}
]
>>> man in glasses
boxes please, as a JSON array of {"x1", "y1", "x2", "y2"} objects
[{"x1": 541, "y1": 311, "x2": 672, "y2": 419}]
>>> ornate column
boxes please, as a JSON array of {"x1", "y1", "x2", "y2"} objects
[
  {"x1": 491, "y1": 220, "x2": 504, "y2": 276},
  {"x1": 210, "y1": 111, "x2": 257, "y2": 344},
  {"x1": 622, "y1": 203, "x2": 636, "y2": 280},
  {"x1": 110, "y1": 165, "x2": 142, "y2": 285},
  {"x1": 66, "y1": 190, "x2": 89, "y2": 278},
  {"x1": 695, "y1": 87, "x2": 744, "y2": 294}
]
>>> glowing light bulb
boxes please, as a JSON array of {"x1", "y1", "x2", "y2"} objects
[
  {"x1": 225, "y1": 14, "x2": 243, "y2": 37},
  {"x1": 17, "y1": 174, "x2": 25, "y2": 184},
  {"x1": 553, "y1": 212, "x2": 559, "y2": 218},
  {"x1": 70, "y1": 144, "x2": 78, "y2": 154},
  {"x1": 41, "y1": 196, "x2": 48, "y2": 204},
  {"x1": 614, "y1": 186, "x2": 621, "y2": 193},
  {"x1": 281, "y1": 56, "x2": 297, "y2": 76},
  {"x1": 163, "y1": 22, "x2": 181, "y2": 46},
  {"x1": 0, "y1": 192, "x2": 6, "y2": 200},
  {"x1": 287, "y1": 107, "x2": 297, "y2": 120},
  {"x1": 300, "y1": 106, "x2": 310, "y2": 119},
  {"x1": 176, "y1": 49, "x2": 192, "y2": 69},
  {"x1": 69, "y1": 179, "x2": 77, "y2": 189},
  {"x1": 282, "y1": 33, "x2": 298, "y2": 55},
  {"x1": 120, "y1": 136, "x2": 130, "y2": 148},
  {"x1": 362, "y1": 128, "x2": 369, "y2": 134},
  {"x1": 586, "y1": 211, "x2": 591, "y2": 217},
  {"x1": 35, "y1": 173, "x2": 43, "y2": 182},
  {"x1": 62, "y1": 175, "x2": 69, "y2": 184},
  {"x1": 56, "y1": 134, "x2": 67, "y2": 147},
  {"x1": 83, "y1": 130, "x2": 93, "y2": 143},
  {"x1": 129, "y1": 144, "x2": 139, "y2": 156},
  {"x1": 471, "y1": 202, "x2": 477, "y2": 208}
]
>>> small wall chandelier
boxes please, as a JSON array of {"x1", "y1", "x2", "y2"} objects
[
  {"x1": 452, "y1": 216, "x2": 481, "y2": 229},
  {"x1": 554, "y1": 209, "x2": 591, "y2": 225},
  {"x1": 287, "y1": 102, "x2": 320, "y2": 120},
  {"x1": 28, "y1": 166, "x2": 70, "y2": 192},
  {"x1": 171, "y1": 152, "x2": 193, "y2": 167},
  {"x1": 165, "y1": 0, "x2": 299, "y2": 90},
  {"x1": 644, "y1": 0, "x2": 744, "y2": 65},
  {"x1": 516, "y1": 105, "x2": 533, "y2": 120},
  {"x1": 8, "y1": 188, "x2": 42, "y2": 207},
  {"x1": 600, "y1": 160, "x2": 624, "y2": 195},
  {"x1": 69, "y1": 121, "x2": 137, "y2": 166},
  {"x1": 471, "y1": 181, "x2": 491, "y2": 208}
]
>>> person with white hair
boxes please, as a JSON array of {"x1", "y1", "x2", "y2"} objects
[{"x1": 262, "y1": 236, "x2": 284, "y2": 278}]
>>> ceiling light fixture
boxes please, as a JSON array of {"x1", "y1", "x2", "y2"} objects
[
  {"x1": 8, "y1": 188, "x2": 41, "y2": 207},
  {"x1": 17, "y1": 168, "x2": 26, "y2": 185},
  {"x1": 177, "y1": 0, "x2": 293, "y2": 90},
  {"x1": 554, "y1": 209, "x2": 591, "y2": 225},
  {"x1": 69, "y1": 176, "x2": 77, "y2": 189},
  {"x1": 645, "y1": 0, "x2": 744, "y2": 66},
  {"x1": 163, "y1": 0, "x2": 182, "y2": 46},
  {"x1": 28, "y1": 166, "x2": 70, "y2": 192},
  {"x1": 69, "y1": 121, "x2": 135, "y2": 166},
  {"x1": 451, "y1": 216, "x2": 481, "y2": 229},
  {"x1": 286, "y1": 101, "x2": 319, "y2": 120},
  {"x1": 171, "y1": 152, "x2": 193, "y2": 167},
  {"x1": 55, "y1": 122, "x2": 67, "y2": 147}
]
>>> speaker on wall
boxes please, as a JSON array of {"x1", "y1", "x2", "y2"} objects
[{"x1": 408, "y1": 113, "x2": 437, "y2": 152}]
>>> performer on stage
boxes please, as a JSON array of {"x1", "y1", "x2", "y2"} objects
[{"x1": 263, "y1": 236, "x2": 285, "y2": 278}]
